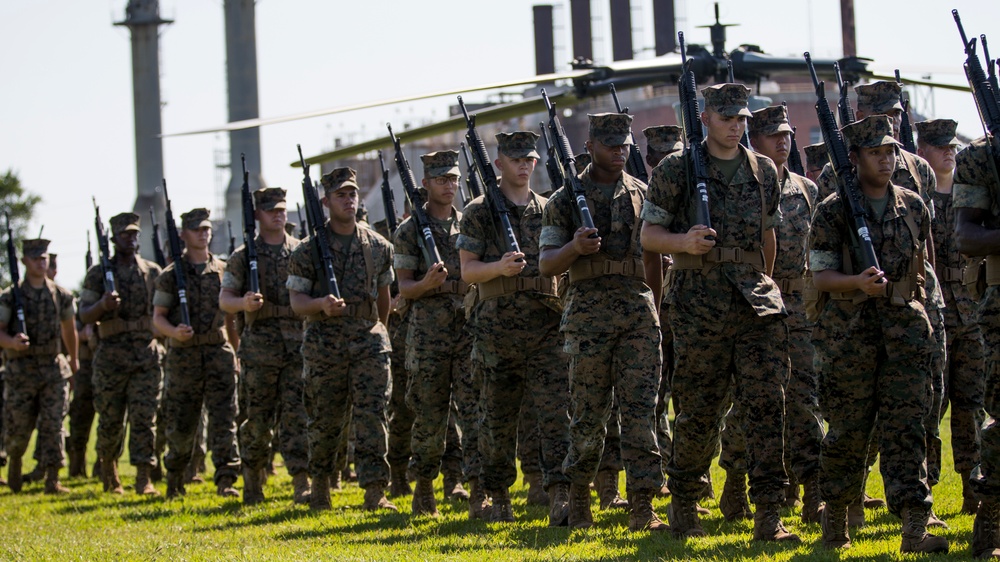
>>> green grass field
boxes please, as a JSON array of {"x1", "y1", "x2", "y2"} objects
[{"x1": 0, "y1": 411, "x2": 977, "y2": 561}]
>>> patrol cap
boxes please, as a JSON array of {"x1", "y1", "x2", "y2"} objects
[
  {"x1": 180, "y1": 208, "x2": 212, "y2": 230},
  {"x1": 841, "y1": 115, "x2": 902, "y2": 150},
  {"x1": 574, "y1": 152, "x2": 592, "y2": 170},
  {"x1": 495, "y1": 131, "x2": 541, "y2": 159},
  {"x1": 854, "y1": 81, "x2": 904, "y2": 114},
  {"x1": 701, "y1": 83, "x2": 753, "y2": 117},
  {"x1": 253, "y1": 187, "x2": 287, "y2": 211},
  {"x1": 749, "y1": 105, "x2": 794, "y2": 137},
  {"x1": 421, "y1": 151, "x2": 461, "y2": 179},
  {"x1": 643, "y1": 125, "x2": 684, "y2": 155},
  {"x1": 110, "y1": 212, "x2": 141, "y2": 236},
  {"x1": 320, "y1": 167, "x2": 359, "y2": 194},
  {"x1": 284, "y1": 222, "x2": 297, "y2": 236},
  {"x1": 803, "y1": 143, "x2": 828, "y2": 170},
  {"x1": 915, "y1": 119, "x2": 960, "y2": 147},
  {"x1": 588, "y1": 113, "x2": 633, "y2": 146},
  {"x1": 21, "y1": 238, "x2": 51, "y2": 258}
]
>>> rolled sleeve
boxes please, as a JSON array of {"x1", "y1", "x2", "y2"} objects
[
  {"x1": 377, "y1": 267, "x2": 394, "y2": 288},
  {"x1": 539, "y1": 226, "x2": 570, "y2": 249},
  {"x1": 954, "y1": 183, "x2": 993, "y2": 211},
  {"x1": 640, "y1": 199, "x2": 674, "y2": 227},
  {"x1": 286, "y1": 275, "x2": 313, "y2": 294},
  {"x1": 394, "y1": 254, "x2": 420, "y2": 271},
  {"x1": 809, "y1": 250, "x2": 841, "y2": 272},
  {"x1": 79, "y1": 288, "x2": 101, "y2": 306},
  {"x1": 455, "y1": 234, "x2": 485, "y2": 256},
  {"x1": 0, "y1": 305, "x2": 11, "y2": 325},
  {"x1": 221, "y1": 271, "x2": 241, "y2": 291},
  {"x1": 152, "y1": 290, "x2": 174, "y2": 308}
]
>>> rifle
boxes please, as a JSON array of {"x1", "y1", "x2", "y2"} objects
[
  {"x1": 92, "y1": 197, "x2": 116, "y2": 294},
  {"x1": 161, "y1": 178, "x2": 191, "y2": 326},
  {"x1": 297, "y1": 145, "x2": 341, "y2": 299},
  {"x1": 227, "y1": 221, "x2": 236, "y2": 256},
  {"x1": 377, "y1": 150, "x2": 399, "y2": 235},
  {"x1": 954, "y1": 10, "x2": 1000, "y2": 192},
  {"x1": 85, "y1": 229, "x2": 93, "y2": 271},
  {"x1": 4, "y1": 214, "x2": 25, "y2": 336},
  {"x1": 609, "y1": 84, "x2": 649, "y2": 183},
  {"x1": 240, "y1": 154, "x2": 260, "y2": 294},
  {"x1": 539, "y1": 122, "x2": 566, "y2": 194},
  {"x1": 296, "y1": 203, "x2": 306, "y2": 239},
  {"x1": 784, "y1": 101, "x2": 805, "y2": 176},
  {"x1": 726, "y1": 60, "x2": 751, "y2": 149},
  {"x1": 982, "y1": 35, "x2": 1000, "y2": 105},
  {"x1": 834, "y1": 62, "x2": 855, "y2": 127},
  {"x1": 894, "y1": 70, "x2": 916, "y2": 153},
  {"x1": 804, "y1": 52, "x2": 881, "y2": 274},
  {"x1": 459, "y1": 141, "x2": 484, "y2": 199},
  {"x1": 541, "y1": 89, "x2": 597, "y2": 236},
  {"x1": 678, "y1": 32, "x2": 714, "y2": 234},
  {"x1": 148, "y1": 207, "x2": 166, "y2": 267},
  {"x1": 387, "y1": 124, "x2": 443, "y2": 267},
  {"x1": 458, "y1": 96, "x2": 522, "y2": 256}
]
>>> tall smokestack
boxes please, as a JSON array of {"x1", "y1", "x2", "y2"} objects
[
  {"x1": 115, "y1": 0, "x2": 171, "y2": 260},
  {"x1": 533, "y1": 5, "x2": 556, "y2": 75},
  {"x1": 224, "y1": 0, "x2": 264, "y2": 252},
  {"x1": 840, "y1": 0, "x2": 856, "y2": 57},
  {"x1": 609, "y1": 0, "x2": 633, "y2": 61},
  {"x1": 652, "y1": 0, "x2": 676, "y2": 55},
  {"x1": 570, "y1": 0, "x2": 593, "y2": 62}
]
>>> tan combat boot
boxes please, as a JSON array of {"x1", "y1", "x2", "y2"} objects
[
  {"x1": 965, "y1": 477, "x2": 982, "y2": 515},
  {"x1": 292, "y1": 472, "x2": 311, "y2": 505},
  {"x1": 568, "y1": 482, "x2": 594, "y2": 529},
  {"x1": 861, "y1": 468, "x2": 886, "y2": 509},
  {"x1": 900, "y1": 504, "x2": 949, "y2": 553},
  {"x1": 848, "y1": 495, "x2": 865, "y2": 528},
  {"x1": 443, "y1": 471, "x2": 469, "y2": 501},
  {"x1": 166, "y1": 471, "x2": 186, "y2": 498},
  {"x1": 627, "y1": 489, "x2": 669, "y2": 532},
  {"x1": 821, "y1": 503, "x2": 851, "y2": 549},
  {"x1": 800, "y1": 474, "x2": 823, "y2": 524},
  {"x1": 185, "y1": 452, "x2": 206, "y2": 484},
  {"x1": 668, "y1": 497, "x2": 707, "y2": 538},
  {"x1": 68, "y1": 450, "x2": 85, "y2": 478},
  {"x1": 7, "y1": 456, "x2": 22, "y2": 493},
  {"x1": 135, "y1": 464, "x2": 159, "y2": 496},
  {"x1": 467, "y1": 477, "x2": 490, "y2": 520},
  {"x1": 487, "y1": 487, "x2": 515, "y2": 523},
  {"x1": 216, "y1": 474, "x2": 239, "y2": 498},
  {"x1": 412, "y1": 477, "x2": 439, "y2": 517},
  {"x1": 596, "y1": 470, "x2": 628, "y2": 511},
  {"x1": 102, "y1": 458, "x2": 124, "y2": 495},
  {"x1": 548, "y1": 482, "x2": 570, "y2": 527},
  {"x1": 973, "y1": 500, "x2": 1000, "y2": 559},
  {"x1": 362, "y1": 486, "x2": 398, "y2": 512},
  {"x1": 389, "y1": 464, "x2": 411, "y2": 498},
  {"x1": 753, "y1": 502, "x2": 801, "y2": 543},
  {"x1": 309, "y1": 475, "x2": 332, "y2": 511},
  {"x1": 719, "y1": 470, "x2": 752, "y2": 521},
  {"x1": 43, "y1": 466, "x2": 70, "y2": 495},
  {"x1": 242, "y1": 467, "x2": 264, "y2": 505},
  {"x1": 524, "y1": 471, "x2": 549, "y2": 506}
]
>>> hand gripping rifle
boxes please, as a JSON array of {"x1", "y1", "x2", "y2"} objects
[
  {"x1": 240, "y1": 154, "x2": 260, "y2": 294},
  {"x1": 678, "y1": 32, "x2": 714, "y2": 234},
  {"x1": 377, "y1": 150, "x2": 399, "y2": 235},
  {"x1": 784, "y1": 101, "x2": 806, "y2": 176},
  {"x1": 92, "y1": 197, "x2": 116, "y2": 294},
  {"x1": 458, "y1": 96, "x2": 522, "y2": 256},
  {"x1": 148, "y1": 208, "x2": 166, "y2": 267},
  {"x1": 297, "y1": 145, "x2": 341, "y2": 299},
  {"x1": 805, "y1": 52, "x2": 881, "y2": 274},
  {"x1": 894, "y1": 70, "x2": 917, "y2": 154},
  {"x1": 161, "y1": 178, "x2": 191, "y2": 326},
  {"x1": 542, "y1": 89, "x2": 597, "y2": 236},
  {"x1": 4, "y1": 214, "x2": 25, "y2": 336},
  {"x1": 387, "y1": 124, "x2": 443, "y2": 267},
  {"x1": 609, "y1": 84, "x2": 649, "y2": 183}
]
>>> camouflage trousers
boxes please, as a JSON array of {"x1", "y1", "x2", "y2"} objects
[
  {"x1": 162, "y1": 343, "x2": 241, "y2": 483},
  {"x1": 93, "y1": 336, "x2": 162, "y2": 466},
  {"x1": 67, "y1": 350, "x2": 95, "y2": 454},
  {"x1": 972, "y1": 316, "x2": 1000, "y2": 500},
  {"x1": 667, "y1": 296, "x2": 789, "y2": 505},
  {"x1": 561, "y1": 326, "x2": 662, "y2": 492},
  {"x1": 237, "y1": 328, "x2": 309, "y2": 476},
  {"x1": 815, "y1": 304, "x2": 934, "y2": 514},
  {"x1": 303, "y1": 322, "x2": 390, "y2": 488},
  {"x1": 2, "y1": 357, "x2": 70, "y2": 467},
  {"x1": 656, "y1": 326, "x2": 674, "y2": 475},
  {"x1": 406, "y1": 328, "x2": 481, "y2": 482},
  {"x1": 924, "y1": 308, "x2": 948, "y2": 486},
  {"x1": 387, "y1": 315, "x2": 464, "y2": 476},
  {"x1": 517, "y1": 391, "x2": 542, "y2": 475},
  {"x1": 939, "y1": 320, "x2": 985, "y2": 479},
  {"x1": 475, "y1": 325, "x2": 570, "y2": 491}
]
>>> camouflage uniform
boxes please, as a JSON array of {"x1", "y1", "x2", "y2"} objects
[
  {"x1": 809, "y1": 116, "x2": 935, "y2": 516},
  {"x1": 541, "y1": 116, "x2": 662, "y2": 495},
  {"x1": 0, "y1": 242, "x2": 75, "y2": 471},
  {"x1": 287, "y1": 193, "x2": 394, "y2": 489},
  {"x1": 67, "y1": 327, "x2": 97, "y2": 466},
  {"x1": 458, "y1": 131, "x2": 570, "y2": 495},
  {"x1": 154, "y1": 209, "x2": 241, "y2": 484},
  {"x1": 80, "y1": 214, "x2": 163, "y2": 468},
  {"x1": 394, "y1": 151, "x2": 481, "y2": 485}
]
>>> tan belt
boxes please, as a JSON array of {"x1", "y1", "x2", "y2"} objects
[
  {"x1": 829, "y1": 277, "x2": 919, "y2": 307},
  {"x1": 426, "y1": 280, "x2": 470, "y2": 296},
  {"x1": 774, "y1": 277, "x2": 806, "y2": 294},
  {"x1": 939, "y1": 266, "x2": 965, "y2": 283},
  {"x1": 256, "y1": 303, "x2": 297, "y2": 321},
  {"x1": 306, "y1": 301, "x2": 378, "y2": 323},
  {"x1": 478, "y1": 276, "x2": 557, "y2": 300},
  {"x1": 987, "y1": 255, "x2": 1000, "y2": 286},
  {"x1": 568, "y1": 257, "x2": 645, "y2": 284},
  {"x1": 670, "y1": 247, "x2": 765, "y2": 272},
  {"x1": 5, "y1": 339, "x2": 60, "y2": 360},
  {"x1": 97, "y1": 317, "x2": 152, "y2": 338},
  {"x1": 170, "y1": 327, "x2": 226, "y2": 349}
]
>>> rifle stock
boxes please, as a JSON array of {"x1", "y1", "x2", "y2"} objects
[
  {"x1": 148, "y1": 208, "x2": 166, "y2": 268},
  {"x1": 542, "y1": 89, "x2": 597, "y2": 237},
  {"x1": 377, "y1": 150, "x2": 399, "y2": 235},
  {"x1": 297, "y1": 145, "x2": 341, "y2": 299},
  {"x1": 161, "y1": 178, "x2": 191, "y2": 326},
  {"x1": 240, "y1": 154, "x2": 260, "y2": 294},
  {"x1": 92, "y1": 197, "x2": 117, "y2": 294},
  {"x1": 678, "y1": 32, "x2": 714, "y2": 234},
  {"x1": 387, "y1": 124, "x2": 443, "y2": 268}
]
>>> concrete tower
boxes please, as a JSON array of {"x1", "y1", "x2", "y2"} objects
[{"x1": 116, "y1": 0, "x2": 171, "y2": 260}]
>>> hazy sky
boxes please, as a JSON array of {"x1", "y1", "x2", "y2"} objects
[{"x1": 2, "y1": 0, "x2": 998, "y2": 285}]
